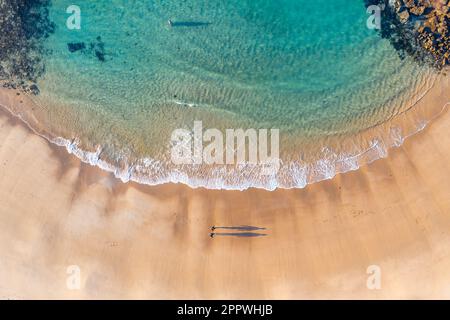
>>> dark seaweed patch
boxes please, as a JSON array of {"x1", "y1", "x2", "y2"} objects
[
  {"x1": 91, "y1": 36, "x2": 106, "y2": 62},
  {"x1": 68, "y1": 42, "x2": 86, "y2": 53},
  {"x1": 95, "y1": 50, "x2": 106, "y2": 62},
  {"x1": 0, "y1": 0, "x2": 55, "y2": 95},
  {"x1": 68, "y1": 36, "x2": 107, "y2": 62}
]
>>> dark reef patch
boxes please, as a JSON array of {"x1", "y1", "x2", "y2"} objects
[
  {"x1": 365, "y1": 0, "x2": 450, "y2": 69},
  {"x1": 68, "y1": 42, "x2": 86, "y2": 53},
  {"x1": 67, "y1": 36, "x2": 107, "y2": 62},
  {"x1": 91, "y1": 36, "x2": 106, "y2": 62},
  {"x1": 0, "y1": 0, "x2": 55, "y2": 95}
]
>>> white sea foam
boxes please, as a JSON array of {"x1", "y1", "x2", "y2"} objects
[
  {"x1": 1, "y1": 97, "x2": 448, "y2": 191},
  {"x1": 45, "y1": 107, "x2": 448, "y2": 191}
]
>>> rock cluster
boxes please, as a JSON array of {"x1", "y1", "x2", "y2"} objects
[
  {"x1": 394, "y1": 0, "x2": 449, "y2": 67},
  {"x1": 366, "y1": 0, "x2": 449, "y2": 68},
  {"x1": 0, "y1": 0, "x2": 55, "y2": 95}
]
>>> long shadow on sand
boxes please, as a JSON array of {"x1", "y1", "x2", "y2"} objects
[
  {"x1": 211, "y1": 232, "x2": 267, "y2": 238},
  {"x1": 212, "y1": 226, "x2": 266, "y2": 231}
]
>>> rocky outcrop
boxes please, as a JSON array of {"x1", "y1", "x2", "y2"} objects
[
  {"x1": 0, "y1": 0, "x2": 55, "y2": 95},
  {"x1": 365, "y1": 0, "x2": 449, "y2": 68}
]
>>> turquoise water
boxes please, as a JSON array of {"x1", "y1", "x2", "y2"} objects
[{"x1": 25, "y1": 0, "x2": 437, "y2": 189}]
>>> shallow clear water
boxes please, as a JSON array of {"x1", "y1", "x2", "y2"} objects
[{"x1": 26, "y1": 0, "x2": 438, "y2": 189}]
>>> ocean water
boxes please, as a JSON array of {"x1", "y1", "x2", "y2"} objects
[{"x1": 18, "y1": 0, "x2": 440, "y2": 189}]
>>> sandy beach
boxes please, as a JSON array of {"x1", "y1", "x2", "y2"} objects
[{"x1": 0, "y1": 71, "x2": 449, "y2": 299}]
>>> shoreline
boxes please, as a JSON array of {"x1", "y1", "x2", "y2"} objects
[
  {"x1": 1, "y1": 70, "x2": 449, "y2": 191},
  {"x1": 0, "y1": 75, "x2": 449, "y2": 298}
]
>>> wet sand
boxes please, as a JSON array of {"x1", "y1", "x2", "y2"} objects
[{"x1": 0, "y1": 78, "x2": 449, "y2": 299}]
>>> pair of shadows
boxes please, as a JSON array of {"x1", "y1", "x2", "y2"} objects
[
  {"x1": 210, "y1": 226, "x2": 267, "y2": 238},
  {"x1": 169, "y1": 21, "x2": 212, "y2": 27}
]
